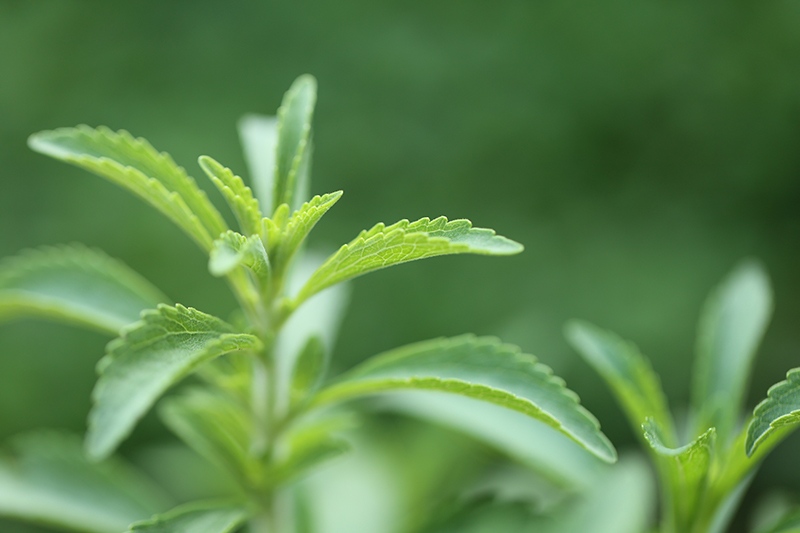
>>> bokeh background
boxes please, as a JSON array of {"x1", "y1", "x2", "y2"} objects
[{"x1": 1, "y1": 1, "x2": 799, "y2": 531}]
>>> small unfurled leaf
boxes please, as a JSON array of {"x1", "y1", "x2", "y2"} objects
[
  {"x1": 0, "y1": 244, "x2": 168, "y2": 335},
  {"x1": 129, "y1": 500, "x2": 250, "y2": 533},
  {"x1": 87, "y1": 304, "x2": 261, "y2": 461},
  {"x1": 274, "y1": 75, "x2": 316, "y2": 213},
  {"x1": 293, "y1": 217, "x2": 524, "y2": 306},
  {"x1": 29, "y1": 126, "x2": 229, "y2": 250},
  {"x1": 290, "y1": 336, "x2": 327, "y2": 406},
  {"x1": 566, "y1": 320, "x2": 677, "y2": 447},
  {"x1": 209, "y1": 231, "x2": 269, "y2": 279},
  {"x1": 644, "y1": 419, "x2": 715, "y2": 530},
  {"x1": 272, "y1": 192, "x2": 343, "y2": 276},
  {"x1": 238, "y1": 114, "x2": 278, "y2": 213},
  {"x1": 310, "y1": 335, "x2": 616, "y2": 463},
  {"x1": 746, "y1": 368, "x2": 800, "y2": 457},
  {"x1": 691, "y1": 260, "x2": 773, "y2": 446},
  {"x1": 159, "y1": 388, "x2": 261, "y2": 488},
  {"x1": 199, "y1": 156, "x2": 263, "y2": 237},
  {"x1": 0, "y1": 432, "x2": 167, "y2": 533}
]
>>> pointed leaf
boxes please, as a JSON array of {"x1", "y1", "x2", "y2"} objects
[
  {"x1": 87, "y1": 304, "x2": 262, "y2": 460},
  {"x1": 0, "y1": 245, "x2": 168, "y2": 335},
  {"x1": 290, "y1": 336, "x2": 327, "y2": 407},
  {"x1": 310, "y1": 335, "x2": 617, "y2": 463},
  {"x1": 29, "y1": 126, "x2": 229, "y2": 250},
  {"x1": 129, "y1": 501, "x2": 250, "y2": 533},
  {"x1": 209, "y1": 231, "x2": 269, "y2": 279},
  {"x1": 644, "y1": 419, "x2": 715, "y2": 530},
  {"x1": 238, "y1": 114, "x2": 278, "y2": 212},
  {"x1": 0, "y1": 432, "x2": 167, "y2": 533},
  {"x1": 293, "y1": 217, "x2": 524, "y2": 307},
  {"x1": 274, "y1": 75, "x2": 317, "y2": 213},
  {"x1": 199, "y1": 156, "x2": 263, "y2": 237},
  {"x1": 692, "y1": 260, "x2": 773, "y2": 445},
  {"x1": 746, "y1": 368, "x2": 800, "y2": 457},
  {"x1": 566, "y1": 320, "x2": 677, "y2": 447}
]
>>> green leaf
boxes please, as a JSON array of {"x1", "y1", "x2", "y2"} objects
[
  {"x1": 293, "y1": 217, "x2": 524, "y2": 306},
  {"x1": 87, "y1": 304, "x2": 262, "y2": 460},
  {"x1": 0, "y1": 431, "x2": 167, "y2": 533},
  {"x1": 209, "y1": 231, "x2": 269, "y2": 279},
  {"x1": 745, "y1": 368, "x2": 800, "y2": 457},
  {"x1": 290, "y1": 336, "x2": 327, "y2": 407},
  {"x1": 129, "y1": 501, "x2": 250, "y2": 533},
  {"x1": 758, "y1": 509, "x2": 800, "y2": 533},
  {"x1": 238, "y1": 114, "x2": 278, "y2": 212},
  {"x1": 691, "y1": 260, "x2": 773, "y2": 445},
  {"x1": 198, "y1": 156, "x2": 263, "y2": 237},
  {"x1": 0, "y1": 244, "x2": 168, "y2": 335},
  {"x1": 643, "y1": 419, "x2": 716, "y2": 531},
  {"x1": 274, "y1": 75, "x2": 316, "y2": 213},
  {"x1": 270, "y1": 437, "x2": 349, "y2": 487},
  {"x1": 28, "y1": 126, "x2": 229, "y2": 250},
  {"x1": 565, "y1": 320, "x2": 677, "y2": 447},
  {"x1": 158, "y1": 388, "x2": 261, "y2": 489},
  {"x1": 271, "y1": 191, "x2": 343, "y2": 276},
  {"x1": 310, "y1": 335, "x2": 617, "y2": 463}
]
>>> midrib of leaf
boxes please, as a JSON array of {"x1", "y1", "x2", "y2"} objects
[{"x1": 745, "y1": 368, "x2": 800, "y2": 456}]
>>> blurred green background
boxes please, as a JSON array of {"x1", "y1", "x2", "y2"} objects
[{"x1": 1, "y1": 1, "x2": 799, "y2": 530}]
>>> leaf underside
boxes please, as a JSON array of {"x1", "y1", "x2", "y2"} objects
[
  {"x1": 87, "y1": 304, "x2": 261, "y2": 460},
  {"x1": 294, "y1": 216, "x2": 524, "y2": 305},
  {"x1": 746, "y1": 368, "x2": 800, "y2": 457},
  {"x1": 0, "y1": 244, "x2": 168, "y2": 335},
  {"x1": 28, "y1": 126, "x2": 229, "y2": 250},
  {"x1": 129, "y1": 500, "x2": 250, "y2": 533},
  {"x1": 311, "y1": 335, "x2": 616, "y2": 463}
]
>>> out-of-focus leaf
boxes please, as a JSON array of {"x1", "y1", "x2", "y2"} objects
[
  {"x1": 758, "y1": 508, "x2": 800, "y2": 533},
  {"x1": 745, "y1": 368, "x2": 800, "y2": 457},
  {"x1": 274, "y1": 75, "x2": 316, "y2": 213},
  {"x1": 691, "y1": 260, "x2": 773, "y2": 445},
  {"x1": 290, "y1": 336, "x2": 327, "y2": 407},
  {"x1": 565, "y1": 320, "x2": 676, "y2": 446},
  {"x1": 128, "y1": 501, "x2": 250, "y2": 533},
  {"x1": 87, "y1": 304, "x2": 261, "y2": 461},
  {"x1": 0, "y1": 245, "x2": 167, "y2": 335},
  {"x1": 199, "y1": 156, "x2": 263, "y2": 237},
  {"x1": 0, "y1": 432, "x2": 167, "y2": 533},
  {"x1": 28, "y1": 126, "x2": 228, "y2": 250},
  {"x1": 238, "y1": 114, "x2": 278, "y2": 213},
  {"x1": 644, "y1": 420, "x2": 715, "y2": 531},
  {"x1": 292, "y1": 217, "x2": 523, "y2": 307},
  {"x1": 311, "y1": 335, "x2": 616, "y2": 463}
]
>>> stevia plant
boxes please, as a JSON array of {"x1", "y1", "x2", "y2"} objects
[
  {"x1": 0, "y1": 75, "x2": 616, "y2": 533},
  {"x1": 566, "y1": 260, "x2": 800, "y2": 533}
]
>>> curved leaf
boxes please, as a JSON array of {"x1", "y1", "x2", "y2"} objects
[
  {"x1": 29, "y1": 126, "x2": 228, "y2": 250},
  {"x1": 0, "y1": 245, "x2": 168, "y2": 335},
  {"x1": 310, "y1": 335, "x2": 616, "y2": 463},
  {"x1": 692, "y1": 260, "x2": 773, "y2": 445},
  {"x1": 746, "y1": 368, "x2": 800, "y2": 457},
  {"x1": 0, "y1": 432, "x2": 167, "y2": 533},
  {"x1": 238, "y1": 114, "x2": 278, "y2": 212},
  {"x1": 129, "y1": 501, "x2": 250, "y2": 533},
  {"x1": 274, "y1": 75, "x2": 316, "y2": 213},
  {"x1": 87, "y1": 304, "x2": 261, "y2": 460},
  {"x1": 566, "y1": 320, "x2": 677, "y2": 447},
  {"x1": 199, "y1": 156, "x2": 263, "y2": 237},
  {"x1": 209, "y1": 231, "x2": 269, "y2": 279},
  {"x1": 293, "y1": 217, "x2": 524, "y2": 306}
]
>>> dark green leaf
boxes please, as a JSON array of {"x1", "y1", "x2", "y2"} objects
[{"x1": 746, "y1": 368, "x2": 800, "y2": 457}]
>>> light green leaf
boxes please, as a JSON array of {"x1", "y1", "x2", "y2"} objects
[
  {"x1": 0, "y1": 244, "x2": 168, "y2": 335},
  {"x1": 198, "y1": 156, "x2": 263, "y2": 237},
  {"x1": 272, "y1": 192, "x2": 343, "y2": 277},
  {"x1": 274, "y1": 75, "x2": 316, "y2": 213},
  {"x1": 692, "y1": 260, "x2": 773, "y2": 445},
  {"x1": 565, "y1": 320, "x2": 677, "y2": 447},
  {"x1": 293, "y1": 217, "x2": 524, "y2": 307},
  {"x1": 290, "y1": 336, "x2": 327, "y2": 407},
  {"x1": 745, "y1": 368, "x2": 800, "y2": 457},
  {"x1": 128, "y1": 501, "x2": 250, "y2": 533},
  {"x1": 159, "y1": 388, "x2": 261, "y2": 489},
  {"x1": 28, "y1": 126, "x2": 229, "y2": 250},
  {"x1": 270, "y1": 437, "x2": 349, "y2": 487},
  {"x1": 209, "y1": 231, "x2": 269, "y2": 279},
  {"x1": 310, "y1": 335, "x2": 616, "y2": 463},
  {"x1": 238, "y1": 114, "x2": 278, "y2": 212},
  {"x1": 0, "y1": 432, "x2": 167, "y2": 533},
  {"x1": 643, "y1": 419, "x2": 715, "y2": 531},
  {"x1": 87, "y1": 304, "x2": 261, "y2": 461}
]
